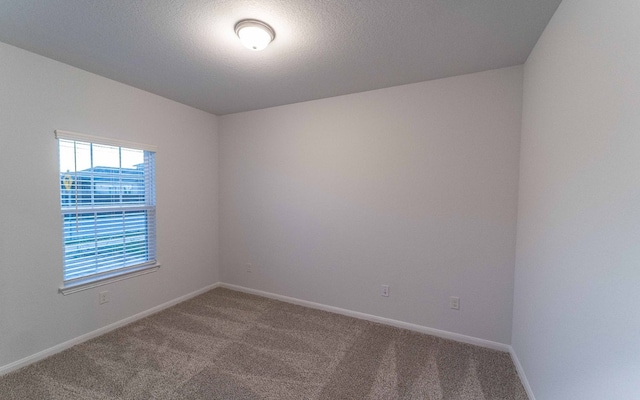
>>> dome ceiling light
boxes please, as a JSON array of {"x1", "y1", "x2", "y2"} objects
[{"x1": 234, "y1": 19, "x2": 275, "y2": 51}]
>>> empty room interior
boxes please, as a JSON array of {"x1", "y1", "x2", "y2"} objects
[{"x1": 0, "y1": 0, "x2": 638, "y2": 399}]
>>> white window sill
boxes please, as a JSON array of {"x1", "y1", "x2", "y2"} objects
[{"x1": 59, "y1": 263, "x2": 161, "y2": 295}]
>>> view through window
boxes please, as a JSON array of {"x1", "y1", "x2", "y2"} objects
[{"x1": 58, "y1": 135, "x2": 156, "y2": 286}]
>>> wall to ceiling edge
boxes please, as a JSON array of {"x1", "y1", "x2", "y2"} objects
[
  {"x1": 219, "y1": 65, "x2": 523, "y2": 345},
  {"x1": 0, "y1": 37, "x2": 523, "y2": 374},
  {"x1": 6, "y1": 1, "x2": 640, "y2": 397},
  {"x1": 0, "y1": 41, "x2": 220, "y2": 371},
  {"x1": 513, "y1": 0, "x2": 640, "y2": 399}
]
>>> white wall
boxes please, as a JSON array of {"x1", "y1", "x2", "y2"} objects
[
  {"x1": 0, "y1": 42, "x2": 219, "y2": 369},
  {"x1": 513, "y1": 0, "x2": 640, "y2": 398},
  {"x1": 219, "y1": 67, "x2": 523, "y2": 344}
]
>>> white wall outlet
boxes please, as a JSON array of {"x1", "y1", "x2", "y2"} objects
[
  {"x1": 99, "y1": 291, "x2": 109, "y2": 305},
  {"x1": 246, "y1": 263, "x2": 252, "y2": 273},
  {"x1": 381, "y1": 284, "x2": 390, "y2": 297},
  {"x1": 450, "y1": 296, "x2": 460, "y2": 310}
]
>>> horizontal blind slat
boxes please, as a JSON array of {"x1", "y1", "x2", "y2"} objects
[{"x1": 59, "y1": 136, "x2": 156, "y2": 282}]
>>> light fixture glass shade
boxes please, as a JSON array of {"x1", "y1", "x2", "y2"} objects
[{"x1": 235, "y1": 20, "x2": 275, "y2": 51}]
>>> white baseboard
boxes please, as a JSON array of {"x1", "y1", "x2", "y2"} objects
[
  {"x1": 2, "y1": 281, "x2": 535, "y2": 400},
  {"x1": 510, "y1": 347, "x2": 536, "y2": 400},
  {"x1": 0, "y1": 283, "x2": 221, "y2": 377},
  {"x1": 219, "y1": 283, "x2": 511, "y2": 353},
  {"x1": 222, "y1": 283, "x2": 537, "y2": 396}
]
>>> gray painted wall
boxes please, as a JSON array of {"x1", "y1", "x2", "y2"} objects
[
  {"x1": 0, "y1": 42, "x2": 219, "y2": 369},
  {"x1": 219, "y1": 66, "x2": 523, "y2": 344},
  {"x1": 513, "y1": 0, "x2": 640, "y2": 398},
  {"x1": 7, "y1": 1, "x2": 638, "y2": 395}
]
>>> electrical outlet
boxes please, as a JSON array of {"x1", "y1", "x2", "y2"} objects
[
  {"x1": 99, "y1": 291, "x2": 109, "y2": 305},
  {"x1": 381, "y1": 284, "x2": 390, "y2": 297},
  {"x1": 246, "y1": 263, "x2": 252, "y2": 273},
  {"x1": 450, "y1": 296, "x2": 460, "y2": 310}
]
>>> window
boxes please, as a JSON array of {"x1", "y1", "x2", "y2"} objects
[{"x1": 56, "y1": 130, "x2": 157, "y2": 294}]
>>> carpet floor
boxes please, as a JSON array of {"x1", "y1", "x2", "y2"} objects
[{"x1": 0, "y1": 288, "x2": 528, "y2": 399}]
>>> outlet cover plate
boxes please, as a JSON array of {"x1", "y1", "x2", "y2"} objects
[
  {"x1": 99, "y1": 291, "x2": 109, "y2": 305},
  {"x1": 450, "y1": 296, "x2": 460, "y2": 310}
]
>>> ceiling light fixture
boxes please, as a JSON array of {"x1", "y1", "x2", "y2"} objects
[{"x1": 234, "y1": 19, "x2": 275, "y2": 51}]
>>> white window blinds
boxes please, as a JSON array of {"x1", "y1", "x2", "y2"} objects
[{"x1": 56, "y1": 130, "x2": 157, "y2": 286}]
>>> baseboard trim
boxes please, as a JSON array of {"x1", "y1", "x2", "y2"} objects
[
  {"x1": 510, "y1": 347, "x2": 536, "y2": 400},
  {"x1": 2, "y1": 281, "x2": 534, "y2": 399},
  {"x1": 219, "y1": 283, "x2": 510, "y2": 352},
  {"x1": 0, "y1": 282, "x2": 221, "y2": 377}
]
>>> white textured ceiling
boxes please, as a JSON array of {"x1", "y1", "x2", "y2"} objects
[{"x1": 0, "y1": 0, "x2": 561, "y2": 115}]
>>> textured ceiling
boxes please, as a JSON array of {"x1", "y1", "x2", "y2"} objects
[{"x1": 0, "y1": 0, "x2": 561, "y2": 115}]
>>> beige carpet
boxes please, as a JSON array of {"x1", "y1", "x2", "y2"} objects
[{"x1": 0, "y1": 288, "x2": 528, "y2": 399}]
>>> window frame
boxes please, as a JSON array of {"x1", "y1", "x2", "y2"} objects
[{"x1": 55, "y1": 130, "x2": 159, "y2": 295}]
